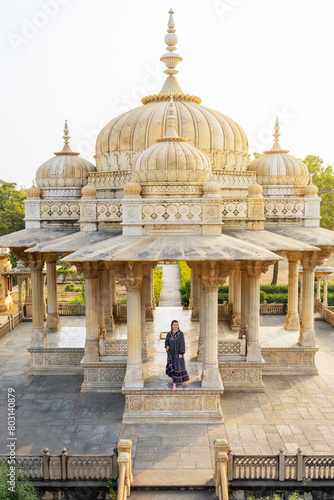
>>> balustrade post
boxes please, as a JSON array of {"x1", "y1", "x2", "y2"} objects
[
  {"x1": 278, "y1": 448, "x2": 285, "y2": 481},
  {"x1": 297, "y1": 448, "x2": 303, "y2": 481},
  {"x1": 61, "y1": 448, "x2": 67, "y2": 481},
  {"x1": 43, "y1": 447, "x2": 50, "y2": 480}
]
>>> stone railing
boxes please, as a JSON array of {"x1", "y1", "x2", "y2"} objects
[
  {"x1": 260, "y1": 303, "x2": 287, "y2": 315},
  {"x1": 214, "y1": 440, "x2": 334, "y2": 492},
  {"x1": 0, "y1": 311, "x2": 22, "y2": 339},
  {"x1": 100, "y1": 339, "x2": 127, "y2": 357},
  {"x1": 58, "y1": 303, "x2": 86, "y2": 316},
  {"x1": 117, "y1": 440, "x2": 132, "y2": 500},
  {"x1": 0, "y1": 447, "x2": 117, "y2": 481},
  {"x1": 324, "y1": 307, "x2": 334, "y2": 327},
  {"x1": 218, "y1": 337, "x2": 246, "y2": 358}
]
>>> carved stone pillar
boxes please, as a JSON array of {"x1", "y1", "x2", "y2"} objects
[
  {"x1": 140, "y1": 279, "x2": 148, "y2": 362},
  {"x1": 245, "y1": 261, "x2": 274, "y2": 361},
  {"x1": 122, "y1": 263, "x2": 144, "y2": 388},
  {"x1": 45, "y1": 255, "x2": 61, "y2": 332},
  {"x1": 230, "y1": 266, "x2": 241, "y2": 330},
  {"x1": 316, "y1": 277, "x2": 321, "y2": 302},
  {"x1": 239, "y1": 265, "x2": 248, "y2": 339},
  {"x1": 323, "y1": 277, "x2": 329, "y2": 308},
  {"x1": 104, "y1": 269, "x2": 115, "y2": 333},
  {"x1": 17, "y1": 276, "x2": 23, "y2": 314},
  {"x1": 299, "y1": 274, "x2": 303, "y2": 314},
  {"x1": 145, "y1": 271, "x2": 154, "y2": 320},
  {"x1": 28, "y1": 254, "x2": 47, "y2": 347},
  {"x1": 298, "y1": 251, "x2": 331, "y2": 347},
  {"x1": 197, "y1": 281, "x2": 205, "y2": 361},
  {"x1": 201, "y1": 263, "x2": 224, "y2": 389},
  {"x1": 191, "y1": 270, "x2": 200, "y2": 321},
  {"x1": 284, "y1": 253, "x2": 300, "y2": 331},
  {"x1": 151, "y1": 268, "x2": 155, "y2": 310},
  {"x1": 83, "y1": 263, "x2": 99, "y2": 362},
  {"x1": 97, "y1": 268, "x2": 106, "y2": 339}
]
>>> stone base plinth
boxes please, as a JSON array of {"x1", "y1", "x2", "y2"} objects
[
  {"x1": 261, "y1": 346, "x2": 318, "y2": 374},
  {"x1": 28, "y1": 347, "x2": 84, "y2": 373},
  {"x1": 81, "y1": 361, "x2": 126, "y2": 392},
  {"x1": 219, "y1": 362, "x2": 264, "y2": 392},
  {"x1": 122, "y1": 385, "x2": 223, "y2": 424}
]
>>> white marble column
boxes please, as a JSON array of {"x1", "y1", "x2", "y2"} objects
[
  {"x1": 97, "y1": 268, "x2": 106, "y2": 339},
  {"x1": 201, "y1": 274, "x2": 223, "y2": 389},
  {"x1": 150, "y1": 268, "x2": 155, "y2": 309},
  {"x1": 83, "y1": 264, "x2": 99, "y2": 362},
  {"x1": 191, "y1": 270, "x2": 200, "y2": 321},
  {"x1": 246, "y1": 264, "x2": 262, "y2": 362},
  {"x1": 140, "y1": 279, "x2": 148, "y2": 362},
  {"x1": 239, "y1": 266, "x2": 248, "y2": 339},
  {"x1": 299, "y1": 275, "x2": 303, "y2": 314},
  {"x1": 323, "y1": 277, "x2": 329, "y2": 308},
  {"x1": 231, "y1": 267, "x2": 241, "y2": 330},
  {"x1": 298, "y1": 258, "x2": 316, "y2": 347},
  {"x1": 46, "y1": 256, "x2": 61, "y2": 332},
  {"x1": 104, "y1": 269, "x2": 115, "y2": 333},
  {"x1": 17, "y1": 277, "x2": 23, "y2": 315},
  {"x1": 197, "y1": 280, "x2": 205, "y2": 361},
  {"x1": 124, "y1": 280, "x2": 144, "y2": 388},
  {"x1": 284, "y1": 254, "x2": 300, "y2": 331},
  {"x1": 145, "y1": 271, "x2": 154, "y2": 320},
  {"x1": 29, "y1": 255, "x2": 47, "y2": 347},
  {"x1": 316, "y1": 277, "x2": 321, "y2": 302}
]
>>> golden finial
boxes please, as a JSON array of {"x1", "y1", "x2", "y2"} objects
[
  {"x1": 263, "y1": 117, "x2": 289, "y2": 154},
  {"x1": 55, "y1": 120, "x2": 80, "y2": 156},
  {"x1": 159, "y1": 9, "x2": 184, "y2": 95}
]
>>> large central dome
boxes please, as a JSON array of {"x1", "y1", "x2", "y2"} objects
[{"x1": 95, "y1": 9, "x2": 248, "y2": 173}]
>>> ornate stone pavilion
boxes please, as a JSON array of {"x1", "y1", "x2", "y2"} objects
[{"x1": 1, "y1": 9, "x2": 334, "y2": 422}]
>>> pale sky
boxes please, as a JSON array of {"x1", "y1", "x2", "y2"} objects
[{"x1": 1, "y1": 0, "x2": 334, "y2": 189}]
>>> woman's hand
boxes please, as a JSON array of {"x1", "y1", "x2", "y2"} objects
[
  {"x1": 178, "y1": 354, "x2": 182, "y2": 359},
  {"x1": 166, "y1": 346, "x2": 169, "y2": 351}
]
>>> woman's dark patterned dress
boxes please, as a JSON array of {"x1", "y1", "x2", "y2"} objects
[{"x1": 165, "y1": 330, "x2": 190, "y2": 384}]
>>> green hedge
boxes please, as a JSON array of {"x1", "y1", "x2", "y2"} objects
[
  {"x1": 154, "y1": 269, "x2": 163, "y2": 305},
  {"x1": 179, "y1": 261, "x2": 191, "y2": 289}
]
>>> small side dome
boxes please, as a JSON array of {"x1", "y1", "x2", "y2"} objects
[
  {"x1": 36, "y1": 121, "x2": 96, "y2": 189},
  {"x1": 304, "y1": 180, "x2": 318, "y2": 197},
  {"x1": 27, "y1": 182, "x2": 41, "y2": 199},
  {"x1": 203, "y1": 179, "x2": 220, "y2": 197},
  {"x1": 124, "y1": 180, "x2": 142, "y2": 197},
  {"x1": 81, "y1": 183, "x2": 97, "y2": 199},
  {"x1": 133, "y1": 98, "x2": 211, "y2": 183},
  {"x1": 247, "y1": 183, "x2": 263, "y2": 198},
  {"x1": 248, "y1": 118, "x2": 309, "y2": 186}
]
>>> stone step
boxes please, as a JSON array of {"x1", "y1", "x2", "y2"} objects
[{"x1": 132, "y1": 469, "x2": 214, "y2": 488}]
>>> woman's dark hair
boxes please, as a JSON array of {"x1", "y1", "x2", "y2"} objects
[{"x1": 171, "y1": 319, "x2": 179, "y2": 328}]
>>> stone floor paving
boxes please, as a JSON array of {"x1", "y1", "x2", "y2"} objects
[{"x1": 1, "y1": 308, "x2": 334, "y2": 486}]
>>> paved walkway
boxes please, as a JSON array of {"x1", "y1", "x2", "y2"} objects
[
  {"x1": 1, "y1": 312, "x2": 334, "y2": 487},
  {"x1": 158, "y1": 264, "x2": 181, "y2": 307}
]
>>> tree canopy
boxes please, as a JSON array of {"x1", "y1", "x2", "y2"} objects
[
  {"x1": 302, "y1": 155, "x2": 334, "y2": 230},
  {"x1": 0, "y1": 180, "x2": 26, "y2": 237}
]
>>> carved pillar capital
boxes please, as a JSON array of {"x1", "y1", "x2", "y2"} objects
[
  {"x1": 81, "y1": 262, "x2": 99, "y2": 279},
  {"x1": 45, "y1": 252, "x2": 58, "y2": 265},
  {"x1": 119, "y1": 262, "x2": 143, "y2": 291},
  {"x1": 286, "y1": 251, "x2": 301, "y2": 263},
  {"x1": 27, "y1": 253, "x2": 45, "y2": 271},
  {"x1": 246, "y1": 260, "x2": 276, "y2": 278}
]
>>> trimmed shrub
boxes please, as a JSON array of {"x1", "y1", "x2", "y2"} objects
[
  {"x1": 179, "y1": 261, "x2": 191, "y2": 289},
  {"x1": 218, "y1": 292, "x2": 228, "y2": 304},
  {"x1": 154, "y1": 269, "x2": 163, "y2": 305},
  {"x1": 260, "y1": 284, "x2": 288, "y2": 294},
  {"x1": 260, "y1": 290, "x2": 267, "y2": 303},
  {"x1": 64, "y1": 283, "x2": 76, "y2": 292},
  {"x1": 265, "y1": 293, "x2": 288, "y2": 304}
]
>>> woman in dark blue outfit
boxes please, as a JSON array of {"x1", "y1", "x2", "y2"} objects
[{"x1": 165, "y1": 320, "x2": 190, "y2": 391}]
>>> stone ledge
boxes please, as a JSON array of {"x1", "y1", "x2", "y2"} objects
[
  {"x1": 122, "y1": 385, "x2": 223, "y2": 424},
  {"x1": 219, "y1": 361, "x2": 264, "y2": 392},
  {"x1": 81, "y1": 361, "x2": 126, "y2": 392},
  {"x1": 261, "y1": 346, "x2": 319, "y2": 374},
  {"x1": 28, "y1": 347, "x2": 84, "y2": 373}
]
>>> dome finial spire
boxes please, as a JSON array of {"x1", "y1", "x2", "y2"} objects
[
  {"x1": 55, "y1": 120, "x2": 80, "y2": 156},
  {"x1": 159, "y1": 8, "x2": 184, "y2": 95},
  {"x1": 164, "y1": 97, "x2": 179, "y2": 139},
  {"x1": 269, "y1": 117, "x2": 285, "y2": 152}
]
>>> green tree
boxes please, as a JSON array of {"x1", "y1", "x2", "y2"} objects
[
  {"x1": 303, "y1": 155, "x2": 334, "y2": 230},
  {"x1": 0, "y1": 181, "x2": 27, "y2": 269},
  {"x1": 0, "y1": 181, "x2": 27, "y2": 237}
]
